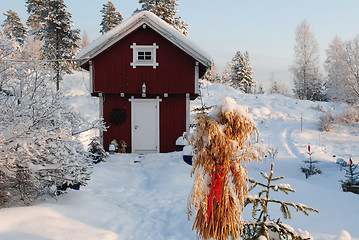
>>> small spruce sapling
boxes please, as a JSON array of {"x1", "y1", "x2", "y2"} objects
[
  {"x1": 88, "y1": 137, "x2": 108, "y2": 164},
  {"x1": 301, "y1": 145, "x2": 321, "y2": 178},
  {"x1": 243, "y1": 163, "x2": 319, "y2": 240},
  {"x1": 340, "y1": 158, "x2": 359, "y2": 191}
]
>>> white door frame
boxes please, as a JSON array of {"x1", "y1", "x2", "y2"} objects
[{"x1": 129, "y1": 96, "x2": 162, "y2": 153}]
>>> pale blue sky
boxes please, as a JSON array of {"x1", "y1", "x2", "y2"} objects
[{"x1": 1, "y1": 0, "x2": 359, "y2": 88}]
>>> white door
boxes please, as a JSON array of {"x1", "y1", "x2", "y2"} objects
[{"x1": 131, "y1": 99, "x2": 160, "y2": 153}]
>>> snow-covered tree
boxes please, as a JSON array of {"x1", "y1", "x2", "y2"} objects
[
  {"x1": 243, "y1": 163, "x2": 318, "y2": 240},
  {"x1": 340, "y1": 160, "x2": 359, "y2": 191},
  {"x1": 291, "y1": 20, "x2": 323, "y2": 101},
  {"x1": 230, "y1": 51, "x2": 255, "y2": 93},
  {"x1": 221, "y1": 62, "x2": 232, "y2": 85},
  {"x1": 268, "y1": 72, "x2": 289, "y2": 96},
  {"x1": 26, "y1": 0, "x2": 46, "y2": 35},
  {"x1": 1, "y1": 10, "x2": 27, "y2": 46},
  {"x1": 324, "y1": 36, "x2": 351, "y2": 102},
  {"x1": 22, "y1": 35, "x2": 43, "y2": 60},
  {"x1": 0, "y1": 59, "x2": 91, "y2": 206},
  {"x1": 100, "y1": 1, "x2": 123, "y2": 34},
  {"x1": 81, "y1": 29, "x2": 90, "y2": 48},
  {"x1": 269, "y1": 72, "x2": 280, "y2": 94},
  {"x1": 258, "y1": 81, "x2": 265, "y2": 94},
  {"x1": 341, "y1": 36, "x2": 359, "y2": 102},
  {"x1": 137, "y1": 0, "x2": 189, "y2": 35},
  {"x1": 0, "y1": 33, "x2": 19, "y2": 91},
  {"x1": 201, "y1": 60, "x2": 219, "y2": 83},
  {"x1": 40, "y1": 0, "x2": 80, "y2": 91},
  {"x1": 270, "y1": 80, "x2": 280, "y2": 94},
  {"x1": 88, "y1": 137, "x2": 108, "y2": 164},
  {"x1": 301, "y1": 145, "x2": 321, "y2": 178}
]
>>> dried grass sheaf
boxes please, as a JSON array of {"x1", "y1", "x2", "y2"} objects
[{"x1": 187, "y1": 97, "x2": 263, "y2": 240}]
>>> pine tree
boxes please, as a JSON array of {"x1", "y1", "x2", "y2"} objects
[
  {"x1": 270, "y1": 80, "x2": 280, "y2": 94},
  {"x1": 243, "y1": 163, "x2": 318, "y2": 240},
  {"x1": 230, "y1": 51, "x2": 255, "y2": 93},
  {"x1": 301, "y1": 145, "x2": 321, "y2": 178},
  {"x1": 291, "y1": 20, "x2": 323, "y2": 101},
  {"x1": 258, "y1": 81, "x2": 265, "y2": 94},
  {"x1": 88, "y1": 137, "x2": 108, "y2": 164},
  {"x1": 40, "y1": 0, "x2": 80, "y2": 91},
  {"x1": 341, "y1": 161, "x2": 359, "y2": 191},
  {"x1": 26, "y1": 0, "x2": 46, "y2": 34},
  {"x1": 137, "y1": 0, "x2": 189, "y2": 35},
  {"x1": 1, "y1": 10, "x2": 27, "y2": 46},
  {"x1": 100, "y1": 1, "x2": 123, "y2": 34}
]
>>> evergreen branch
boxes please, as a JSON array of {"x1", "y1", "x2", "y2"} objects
[{"x1": 271, "y1": 176, "x2": 285, "y2": 181}]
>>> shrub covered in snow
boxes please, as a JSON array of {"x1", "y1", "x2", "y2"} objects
[
  {"x1": 318, "y1": 110, "x2": 336, "y2": 132},
  {"x1": 0, "y1": 52, "x2": 91, "y2": 206}
]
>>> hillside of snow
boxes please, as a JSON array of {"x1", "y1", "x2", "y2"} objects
[{"x1": 0, "y1": 72, "x2": 358, "y2": 240}]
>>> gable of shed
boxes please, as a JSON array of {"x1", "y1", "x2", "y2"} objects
[
  {"x1": 91, "y1": 25, "x2": 200, "y2": 94},
  {"x1": 77, "y1": 11, "x2": 211, "y2": 70}
]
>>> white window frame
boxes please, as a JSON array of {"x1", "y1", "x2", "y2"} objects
[{"x1": 130, "y1": 43, "x2": 159, "y2": 69}]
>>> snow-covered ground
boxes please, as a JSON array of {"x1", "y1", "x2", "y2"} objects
[{"x1": 0, "y1": 72, "x2": 358, "y2": 240}]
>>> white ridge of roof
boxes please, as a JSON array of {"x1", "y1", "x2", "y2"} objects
[{"x1": 77, "y1": 11, "x2": 211, "y2": 68}]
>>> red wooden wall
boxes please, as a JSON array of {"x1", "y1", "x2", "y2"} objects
[
  {"x1": 102, "y1": 94, "x2": 186, "y2": 153},
  {"x1": 92, "y1": 26, "x2": 201, "y2": 95}
]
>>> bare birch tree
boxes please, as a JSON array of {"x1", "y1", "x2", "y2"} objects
[{"x1": 291, "y1": 20, "x2": 323, "y2": 101}]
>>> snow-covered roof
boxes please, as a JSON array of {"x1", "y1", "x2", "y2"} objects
[{"x1": 77, "y1": 11, "x2": 211, "y2": 68}]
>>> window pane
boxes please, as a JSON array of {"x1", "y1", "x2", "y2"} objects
[
  {"x1": 145, "y1": 52, "x2": 151, "y2": 60},
  {"x1": 138, "y1": 51, "x2": 151, "y2": 61},
  {"x1": 138, "y1": 51, "x2": 145, "y2": 60}
]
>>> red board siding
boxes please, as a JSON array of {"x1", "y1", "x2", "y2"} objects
[
  {"x1": 102, "y1": 95, "x2": 132, "y2": 152},
  {"x1": 159, "y1": 95, "x2": 187, "y2": 152},
  {"x1": 92, "y1": 26, "x2": 197, "y2": 95},
  {"x1": 102, "y1": 94, "x2": 186, "y2": 153}
]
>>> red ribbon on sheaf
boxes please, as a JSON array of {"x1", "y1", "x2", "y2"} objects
[{"x1": 207, "y1": 166, "x2": 225, "y2": 222}]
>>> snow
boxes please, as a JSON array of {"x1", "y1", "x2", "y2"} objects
[{"x1": 0, "y1": 72, "x2": 359, "y2": 239}]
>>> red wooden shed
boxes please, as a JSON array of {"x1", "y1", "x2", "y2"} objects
[{"x1": 77, "y1": 11, "x2": 211, "y2": 153}]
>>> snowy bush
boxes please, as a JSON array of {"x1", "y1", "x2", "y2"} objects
[
  {"x1": 339, "y1": 106, "x2": 359, "y2": 124},
  {"x1": 267, "y1": 144, "x2": 279, "y2": 159},
  {"x1": 0, "y1": 55, "x2": 91, "y2": 206},
  {"x1": 318, "y1": 110, "x2": 336, "y2": 132}
]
